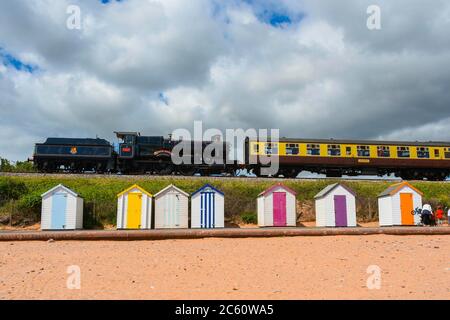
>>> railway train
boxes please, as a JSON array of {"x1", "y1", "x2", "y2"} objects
[{"x1": 32, "y1": 132, "x2": 450, "y2": 180}]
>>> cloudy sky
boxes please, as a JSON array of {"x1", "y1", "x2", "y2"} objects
[{"x1": 1, "y1": 0, "x2": 450, "y2": 161}]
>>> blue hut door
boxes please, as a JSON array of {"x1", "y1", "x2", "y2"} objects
[
  {"x1": 51, "y1": 192, "x2": 67, "y2": 229},
  {"x1": 201, "y1": 192, "x2": 215, "y2": 228}
]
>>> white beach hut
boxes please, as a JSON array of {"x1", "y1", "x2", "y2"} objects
[
  {"x1": 116, "y1": 184, "x2": 153, "y2": 229},
  {"x1": 41, "y1": 184, "x2": 83, "y2": 230},
  {"x1": 314, "y1": 183, "x2": 357, "y2": 227},
  {"x1": 257, "y1": 183, "x2": 297, "y2": 227},
  {"x1": 378, "y1": 181, "x2": 423, "y2": 226},
  {"x1": 154, "y1": 184, "x2": 189, "y2": 229},
  {"x1": 191, "y1": 184, "x2": 225, "y2": 229}
]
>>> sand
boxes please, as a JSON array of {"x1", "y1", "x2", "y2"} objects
[{"x1": 0, "y1": 235, "x2": 449, "y2": 300}]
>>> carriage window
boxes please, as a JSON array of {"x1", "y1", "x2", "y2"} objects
[
  {"x1": 417, "y1": 147, "x2": 430, "y2": 159},
  {"x1": 307, "y1": 144, "x2": 321, "y2": 156},
  {"x1": 377, "y1": 146, "x2": 390, "y2": 158},
  {"x1": 357, "y1": 146, "x2": 370, "y2": 157},
  {"x1": 397, "y1": 147, "x2": 410, "y2": 158},
  {"x1": 264, "y1": 143, "x2": 278, "y2": 155},
  {"x1": 253, "y1": 144, "x2": 259, "y2": 153},
  {"x1": 434, "y1": 149, "x2": 440, "y2": 158},
  {"x1": 445, "y1": 148, "x2": 450, "y2": 159},
  {"x1": 285, "y1": 143, "x2": 299, "y2": 155},
  {"x1": 346, "y1": 147, "x2": 352, "y2": 156},
  {"x1": 327, "y1": 145, "x2": 341, "y2": 156}
]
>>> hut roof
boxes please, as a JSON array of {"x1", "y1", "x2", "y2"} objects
[
  {"x1": 314, "y1": 183, "x2": 356, "y2": 199},
  {"x1": 154, "y1": 184, "x2": 189, "y2": 198},
  {"x1": 117, "y1": 184, "x2": 153, "y2": 198},
  {"x1": 378, "y1": 181, "x2": 423, "y2": 198},
  {"x1": 41, "y1": 184, "x2": 79, "y2": 198},
  {"x1": 258, "y1": 183, "x2": 297, "y2": 197},
  {"x1": 192, "y1": 184, "x2": 224, "y2": 196}
]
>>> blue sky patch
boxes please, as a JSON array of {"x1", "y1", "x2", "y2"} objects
[
  {"x1": 158, "y1": 92, "x2": 169, "y2": 106},
  {"x1": 99, "y1": 0, "x2": 123, "y2": 4},
  {"x1": 0, "y1": 48, "x2": 37, "y2": 73},
  {"x1": 240, "y1": 0, "x2": 305, "y2": 28}
]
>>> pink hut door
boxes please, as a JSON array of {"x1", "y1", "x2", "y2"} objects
[
  {"x1": 273, "y1": 192, "x2": 287, "y2": 226},
  {"x1": 334, "y1": 195, "x2": 348, "y2": 227}
]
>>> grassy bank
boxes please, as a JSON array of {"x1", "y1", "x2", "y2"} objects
[{"x1": 1, "y1": 175, "x2": 449, "y2": 228}]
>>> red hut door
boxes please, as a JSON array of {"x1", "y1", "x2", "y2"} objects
[{"x1": 273, "y1": 192, "x2": 287, "y2": 226}]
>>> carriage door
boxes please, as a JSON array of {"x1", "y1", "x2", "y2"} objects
[
  {"x1": 273, "y1": 192, "x2": 287, "y2": 227},
  {"x1": 201, "y1": 192, "x2": 215, "y2": 228},
  {"x1": 51, "y1": 192, "x2": 67, "y2": 229},
  {"x1": 400, "y1": 193, "x2": 414, "y2": 225},
  {"x1": 334, "y1": 195, "x2": 348, "y2": 227},
  {"x1": 127, "y1": 193, "x2": 142, "y2": 229},
  {"x1": 165, "y1": 191, "x2": 181, "y2": 227}
]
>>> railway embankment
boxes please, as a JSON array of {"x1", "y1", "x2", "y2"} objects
[{"x1": 1, "y1": 173, "x2": 449, "y2": 229}]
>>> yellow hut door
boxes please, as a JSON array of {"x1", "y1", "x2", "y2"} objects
[
  {"x1": 400, "y1": 193, "x2": 414, "y2": 225},
  {"x1": 127, "y1": 193, "x2": 142, "y2": 229}
]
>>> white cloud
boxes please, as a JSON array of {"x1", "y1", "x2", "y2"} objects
[{"x1": 1, "y1": 0, "x2": 450, "y2": 160}]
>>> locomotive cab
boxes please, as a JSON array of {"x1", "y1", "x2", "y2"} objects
[{"x1": 115, "y1": 132, "x2": 139, "y2": 159}]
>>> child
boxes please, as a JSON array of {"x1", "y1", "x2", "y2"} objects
[{"x1": 435, "y1": 206, "x2": 444, "y2": 226}]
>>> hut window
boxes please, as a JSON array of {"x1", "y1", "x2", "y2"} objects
[
  {"x1": 327, "y1": 145, "x2": 341, "y2": 156},
  {"x1": 357, "y1": 146, "x2": 370, "y2": 157},
  {"x1": 445, "y1": 148, "x2": 450, "y2": 159},
  {"x1": 397, "y1": 146, "x2": 410, "y2": 158},
  {"x1": 417, "y1": 147, "x2": 430, "y2": 159},
  {"x1": 307, "y1": 144, "x2": 321, "y2": 156},
  {"x1": 264, "y1": 143, "x2": 278, "y2": 155},
  {"x1": 285, "y1": 143, "x2": 299, "y2": 155},
  {"x1": 377, "y1": 146, "x2": 390, "y2": 157}
]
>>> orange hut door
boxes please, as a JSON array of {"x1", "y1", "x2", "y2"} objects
[{"x1": 400, "y1": 193, "x2": 414, "y2": 225}]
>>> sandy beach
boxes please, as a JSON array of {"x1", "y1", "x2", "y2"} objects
[{"x1": 1, "y1": 235, "x2": 449, "y2": 300}]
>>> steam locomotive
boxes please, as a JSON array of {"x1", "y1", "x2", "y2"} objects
[{"x1": 33, "y1": 132, "x2": 236, "y2": 175}]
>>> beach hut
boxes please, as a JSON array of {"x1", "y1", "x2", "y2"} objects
[
  {"x1": 116, "y1": 184, "x2": 153, "y2": 229},
  {"x1": 314, "y1": 183, "x2": 357, "y2": 227},
  {"x1": 154, "y1": 184, "x2": 189, "y2": 229},
  {"x1": 191, "y1": 184, "x2": 225, "y2": 229},
  {"x1": 378, "y1": 181, "x2": 423, "y2": 226},
  {"x1": 41, "y1": 184, "x2": 83, "y2": 230},
  {"x1": 257, "y1": 183, "x2": 297, "y2": 227}
]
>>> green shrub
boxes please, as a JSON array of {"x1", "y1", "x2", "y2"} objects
[
  {"x1": 0, "y1": 178, "x2": 27, "y2": 200},
  {"x1": 241, "y1": 212, "x2": 257, "y2": 224},
  {"x1": 17, "y1": 192, "x2": 42, "y2": 211}
]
